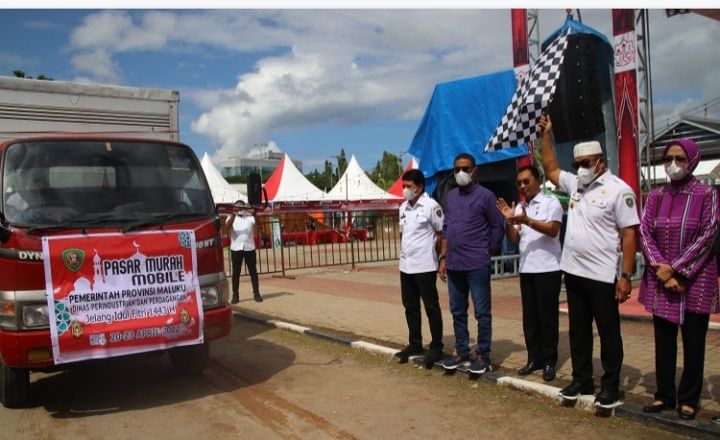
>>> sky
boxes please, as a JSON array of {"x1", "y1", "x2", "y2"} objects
[{"x1": 1, "y1": 8, "x2": 719, "y2": 172}]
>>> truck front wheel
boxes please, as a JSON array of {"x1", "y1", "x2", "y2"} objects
[
  {"x1": 169, "y1": 342, "x2": 209, "y2": 376},
  {"x1": 0, "y1": 360, "x2": 29, "y2": 408}
]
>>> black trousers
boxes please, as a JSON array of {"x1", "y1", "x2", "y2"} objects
[
  {"x1": 653, "y1": 312, "x2": 709, "y2": 410},
  {"x1": 231, "y1": 249, "x2": 259, "y2": 296},
  {"x1": 520, "y1": 271, "x2": 561, "y2": 367},
  {"x1": 400, "y1": 271, "x2": 443, "y2": 350},
  {"x1": 564, "y1": 273, "x2": 623, "y2": 391}
]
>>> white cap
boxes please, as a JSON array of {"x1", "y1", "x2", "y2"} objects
[{"x1": 573, "y1": 141, "x2": 602, "y2": 158}]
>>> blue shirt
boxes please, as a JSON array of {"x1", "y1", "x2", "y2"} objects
[{"x1": 442, "y1": 183, "x2": 505, "y2": 270}]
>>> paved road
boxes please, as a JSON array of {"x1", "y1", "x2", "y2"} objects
[{"x1": 0, "y1": 319, "x2": 686, "y2": 440}]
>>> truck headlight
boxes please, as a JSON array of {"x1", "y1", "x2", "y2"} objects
[
  {"x1": 22, "y1": 304, "x2": 49, "y2": 328},
  {"x1": 200, "y1": 286, "x2": 219, "y2": 308}
]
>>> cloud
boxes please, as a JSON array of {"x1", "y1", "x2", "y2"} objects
[
  {"x1": 65, "y1": 9, "x2": 720, "y2": 159},
  {"x1": 70, "y1": 49, "x2": 121, "y2": 83},
  {"x1": 66, "y1": 10, "x2": 514, "y2": 156}
]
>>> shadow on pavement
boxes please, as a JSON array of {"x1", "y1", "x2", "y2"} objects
[
  {"x1": 234, "y1": 291, "x2": 294, "y2": 304},
  {"x1": 23, "y1": 318, "x2": 295, "y2": 418}
]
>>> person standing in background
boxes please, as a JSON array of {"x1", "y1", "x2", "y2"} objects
[{"x1": 223, "y1": 200, "x2": 263, "y2": 304}]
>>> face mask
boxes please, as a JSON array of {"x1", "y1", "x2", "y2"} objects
[
  {"x1": 454, "y1": 170, "x2": 472, "y2": 187},
  {"x1": 665, "y1": 160, "x2": 688, "y2": 181},
  {"x1": 402, "y1": 187, "x2": 418, "y2": 201},
  {"x1": 577, "y1": 160, "x2": 598, "y2": 185}
]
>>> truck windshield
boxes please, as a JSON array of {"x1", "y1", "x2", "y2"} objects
[{"x1": 2, "y1": 140, "x2": 214, "y2": 227}]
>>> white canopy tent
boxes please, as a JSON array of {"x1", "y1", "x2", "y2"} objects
[
  {"x1": 325, "y1": 155, "x2": 402, "y2": 201},
  {"x1": 200, "y1": 153, "x2": 247, "y2": 204}
]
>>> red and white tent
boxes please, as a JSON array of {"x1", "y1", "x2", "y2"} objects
[
  {"x1": 387, "y1": 157, "x2": 419, "y2": 198},
  {"x1": 326, "y1": 155, "x2": 401, "y2": 202},
  {"x1": 263, "y1": 154, "x2": 328, "y2": 202}
]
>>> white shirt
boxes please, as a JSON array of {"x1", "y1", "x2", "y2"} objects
[
  {"x1": 513, "y1": 191, "x2": 563, "y2": 273},
  {"x1": 399, "y1": 193, "x2": 443, "y2": 274},
  {"x1": 229, "y1": 215, "x2": 256, "y2": 251},
  {"x1": 558, "y1": 169, "x2": 640, "y2": 283}
]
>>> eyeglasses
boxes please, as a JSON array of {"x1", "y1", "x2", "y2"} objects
[
  {"x1": 454, "y1": 166, "x2": 474, "y2": 173},
  {"x1": 571, "y1": 158, "x2": 600, "y2": 170},
  {"x1": 661, "y1": 155, "x2": 688, "y2": 164},
  {"x1": 515, "y1": 178, "x2": 532, "y2": 187}
]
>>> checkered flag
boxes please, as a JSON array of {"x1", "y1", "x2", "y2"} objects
[{"x1": 485, "y1": 32, "x2": 570, "y2": 152}]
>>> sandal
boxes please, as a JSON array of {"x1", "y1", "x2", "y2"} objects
[{"x1": 678, "y1": 405, "x2": 696, "y2": 420}]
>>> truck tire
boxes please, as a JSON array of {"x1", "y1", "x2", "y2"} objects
[
  {"x1": 0, "y1": 360, "x2": 29, "y2": 408},
  {"x1": 169, "y1": 342, "x2": 209, "y2": 376}
]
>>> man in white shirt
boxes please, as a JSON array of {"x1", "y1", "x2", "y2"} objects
[
  {"x1": 539, "y1": 114, "x2": 639, "y2": 409},
  {"x1": 395, "y1": 169, "x2": 444, "y2": 365},
  {"x1": 223, "y1": 200, "x2": 263, "y2": 304},
  {"x1": 497, "y1": 165, "x2": 563, "y2": 382}
]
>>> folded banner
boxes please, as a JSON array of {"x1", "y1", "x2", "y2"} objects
[
  {"x1": 485, "y1": 31, "x2": 569, "y2": 152},
  {"x1": 42, "y1": 230, "x2": 203, "y2": 364}
]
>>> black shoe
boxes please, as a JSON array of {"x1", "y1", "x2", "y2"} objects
[
  {"x1": 643, "y1": 401, "x2": 671, "y2": 413},
  {"x1": 712, "y1": 415, "x2": 720, "y2": 425},
  {"x1": 441, "y1": 355, "x2": 470, "y2": 370},
  {"x1": 253, "y1": 292, "x2": 263, "y2": 303},
  {"x1": 594, "y1": 389, "x2": 621, "y2": 409},
  {"x1": 558, "y1": 381, "x2": 594, "y2": 400},
  {"x1": 517, "y1": 361, "x2": 542, "y2": 376},
  {"x1": 395, "y1": 345, "x2": 424, "y2": 364},
  {"x1": 231, "y1": 295, "x2": 239, "y2": 304},
  {"x1": 424, "y1": 348, "x2": 444, "y2": 365},
  {"x1": 468, "y1": 358, "x2": 492, "y2": 375},
  {"x1": 542, "y1": 365, "x2": 556, "y2": 381},
  {"x1": 678, "y1": 406, "x2": 696, "y2": 420}
]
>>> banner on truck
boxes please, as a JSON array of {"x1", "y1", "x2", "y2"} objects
[{"x1": 42, "y1": 230, "x2": 203, "y2": 364}]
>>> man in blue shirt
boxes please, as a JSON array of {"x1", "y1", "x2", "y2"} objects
[{"x1": 439, "y1": 153, "x2": 505, "y2": 374}]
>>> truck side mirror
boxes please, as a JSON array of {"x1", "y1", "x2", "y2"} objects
[{"x1": 0, "y1": 212, "x2": 9, "y2": 244}]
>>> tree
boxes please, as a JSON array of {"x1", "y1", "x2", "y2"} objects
[
  {"x1": 11, "y1": 70, "x2": 53, "y2": 80},
  {"x1": 370, "y1": 151, "x2": 401, "y2": 190},
  {"x1": 335, "y1": 149, "x2": 348, "y2": 179}
]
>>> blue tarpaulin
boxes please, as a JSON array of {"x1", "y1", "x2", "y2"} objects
[
  {"x1": 543, "y1": 15, "x2": 611, "y2": 50},
  {"x1": 408, "y1": 69, "x2": 528, "y2": 195}
]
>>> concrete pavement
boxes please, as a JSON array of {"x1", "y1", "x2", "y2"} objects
[{"x1": 230, "y1": 261, "x2": 720, "y2": 429}]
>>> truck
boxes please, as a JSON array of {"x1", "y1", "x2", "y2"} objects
[{"x1": 0, "y1": 76, "x2": 232, "y2": 407}]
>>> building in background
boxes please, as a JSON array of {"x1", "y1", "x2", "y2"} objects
[{"x1": 220, "y1": 143, "x2": 302, "y2": 180}]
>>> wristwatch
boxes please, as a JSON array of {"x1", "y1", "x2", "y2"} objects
[
  {"x1": 620, "y1": 272, "x2": 633, "y2": 281},
  {"x1": 438, "y1": 255, "x2": 446, "y2": 261}
]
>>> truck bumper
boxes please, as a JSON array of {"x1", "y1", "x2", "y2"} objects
[{"x1": 0, "y1": 305, "x2": 233, "y2": 369}]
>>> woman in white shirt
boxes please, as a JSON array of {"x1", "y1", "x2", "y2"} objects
[{"x1": 223, "y1": 200, "x2": 262, "y2": 304}]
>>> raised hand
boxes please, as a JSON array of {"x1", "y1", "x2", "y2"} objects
[
  {"x1": 538, "y1": 113, "x2": 552, "y2": 136},
  {"x1": 496, "y1": 198, "x2": 516, "y2": 221}
]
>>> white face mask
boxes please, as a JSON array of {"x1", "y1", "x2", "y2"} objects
[
  {"x1": 665, "y1": 160, "x2": 688, "y2": 181},
  {"x1": 402, "y1": 187, "x2": 418, "y2": 201},
  {"x1": 577, "y1": 160, "x2": 599, "y2": 185},
  {"x1": 454, "y1": 170, "x2": 473, "y2": 187}
]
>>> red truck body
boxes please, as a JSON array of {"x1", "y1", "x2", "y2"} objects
[{"x1": 0, "y1": 135, "x2": 232, "y2": 406}]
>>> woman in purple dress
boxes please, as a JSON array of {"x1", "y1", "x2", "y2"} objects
[{"x1": 639, "y1": 138, "x2": 719, "y2": 420}]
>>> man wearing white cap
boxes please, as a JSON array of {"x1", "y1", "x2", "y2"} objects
[{"x1": 538, "y1": 114, "x2": 639, "y2": 409}]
